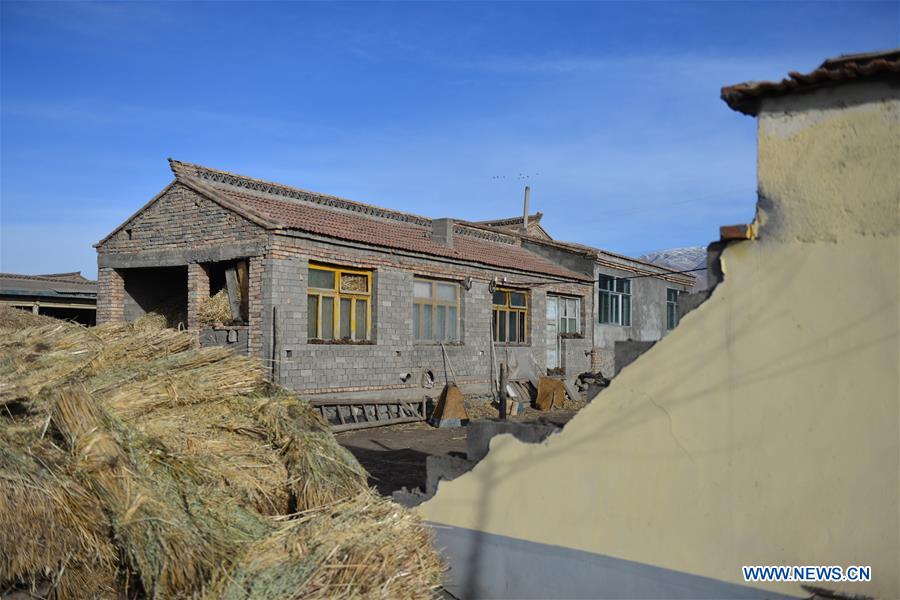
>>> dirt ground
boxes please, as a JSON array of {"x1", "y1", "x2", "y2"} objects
[{"x1": 336, "y1": 405, "x2": 582, "y2": 495}]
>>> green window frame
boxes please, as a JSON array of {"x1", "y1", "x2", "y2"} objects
[
  {"x1": 666, "y1": 288, "x2": 679, "y2": 330},
  {"x1": 598, "y1": 274, "x2": 631, "y2": 326},
  {"x1": 492, "y1": 288, "x2": 528, "y2": 344},
  {"x1": 413, "y1": 278, "x2": 461, "y2": 342},
  {"x1": 307, "y1": 264, "x2": 372, "y2": 341}
]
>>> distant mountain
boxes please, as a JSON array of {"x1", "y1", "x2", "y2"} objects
[{"x1": 640, "y1": 246, "x2": 708, "y2": 292}]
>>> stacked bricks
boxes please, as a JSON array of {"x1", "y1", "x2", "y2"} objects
[
  {"x1": 96, "y1": 268, "x2": 125, "y2": 324},
  {"x1": 187, "y1": 263, "x2": 210, "y2": 332},
  {"x1": 247, "y1": 256, "x2": 265, "y2": 358}
]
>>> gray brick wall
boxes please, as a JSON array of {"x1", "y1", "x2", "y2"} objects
[{"x1": 260, "y1": 234, "x2": 594, "y2": 396}]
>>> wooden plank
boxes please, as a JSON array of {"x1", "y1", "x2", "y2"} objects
[
  {"x1": 331, "y1": 415, "x2": 424, "y2": 433},
  {"x1": 224, "y1": 266, "x2": 242, "y2": 323},
  {"x1": 309, "y1": 397, "x2": 419, "y2": 407},
  {"x1": 235, "y1": 259, "x2": 249, "y2": 321}
]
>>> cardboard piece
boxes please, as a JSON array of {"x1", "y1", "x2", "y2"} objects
[{"x1": 535, "y1": 377, "x2": 566, "y2": 411}]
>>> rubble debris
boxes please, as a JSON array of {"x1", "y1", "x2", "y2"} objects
[{"x1": 575, "y1": 370, "x2": 610, "y2": 401}]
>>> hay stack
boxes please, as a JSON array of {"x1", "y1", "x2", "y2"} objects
[
  {"x1": 198, "y1": 289, "x2": 233, "y2": 325},
  {"x1": 208, "y1": 492, "x2": 443, "y2": 600},
  {"x1": 0, "y1": 310, "x2": 441, "y2": 599}
]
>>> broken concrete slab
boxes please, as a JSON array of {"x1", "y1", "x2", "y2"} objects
[
  {"x1": 466, "y1": 419, "x2": 561, "y2": 462},
  {"x1": 426, "y1": 455, "x2": 478, "y2": 496}
]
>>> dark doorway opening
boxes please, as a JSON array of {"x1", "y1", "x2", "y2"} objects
[
  {"x1": 38, "y1": 306, "x2": 96, "y2": 326},
  {"x1": 121, "y1": 266, "x2": 188, "y2": 328}
]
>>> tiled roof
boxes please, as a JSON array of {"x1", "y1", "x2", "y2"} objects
[
  {"x1": 169, "y1": 160, "x2": 589, "y2": 281},
  {"x1": 478, "y1": 213, "x2": 544, "y2": 227},
  {"x1": 478, "y1": 212, "x2": 553, "y2": 240},
  {"x1": 0, "y1": 272, "x2": 97, "y2": 297},
  {"x1": 520, "y1": 236, "x2": 697, "y2": 286},
  {"x1": 721, "y1": 49, "x2": 900, "y2": 115}
]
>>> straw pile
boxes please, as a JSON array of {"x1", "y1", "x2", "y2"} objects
[
  {"x1": 0, "y1": 307, "x2": 441, "y2": 599},
  {"x1": 198, "y1": 289, "x2": 233, "y2": 325}
]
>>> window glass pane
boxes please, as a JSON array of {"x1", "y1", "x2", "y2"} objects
[
  {"x1": 307, "y1": 295, "x2": 318, "y2": 338},
  {"x1": 599, "y1": 291, "x2": 609, "y2": 323},
  {"x1": 423, "y1": 305, "x2": 433, "y2": 339},
  {"x1": 340, "y1": 272, "x2": 368, "y2": 293},
  {"x1": 508, "y1": 311, "x2": 518, "y2": 342},
  {"x1": 414, "y1": 304, "x2": 421, "y2": 339},
  {"x1": 567, "y1": 317, "x2": 577, "y2": 333},
  {"x1": 448, "y1": 306, "x2": 458, "y2": 340},
  {"x1": 492, "y1": 309, "x2": 498, "y2": 341},
  {"x1": 437, "y1": 282, "x2": 457, "y2": 301},
  {"x1": 599, "y1": 275, "x2": 613, "y2": 291},
  {"x1": 622, "y1": 296, "x2": 631, "y2": 326},
  {"x1": 519, "y1": 312, "x2": 526, "y2": 342},
  {"x1": 509, "y1": 292, "x2": 526, "y2": 307},
  {"x1": 355, "y1": 300, "x2": 367, "y2": 339},
  {"x1": 611, "y1": 294, "x2": 619, "y2": 324},
  {"x1": 492, "y1": 291, "x2": 507, "y2": 306},
  {"x1": 436, "y1": 305, "x2": 446, "y2": 340},
  {"x1": 308, "y1": 268, "x2": 335, "y2": 290},
  {"x1": 547, "y1": 296, "x2": 558, "y2": 320},
  {"x1": 498, "y1": 309, "x2": 506, "y2": 341},
  {"x1": 321, "y1": 297, "x2": 334, "y2": 339},
  {"x1": 559, "y1": 316, "x2": 569, "y2": 334},
  {"x1": 414, "y1": 280, "x2": 432, "y2": 298},
  {"x1": 340, "y1": 298, "x2": 352, "y2": 339}
]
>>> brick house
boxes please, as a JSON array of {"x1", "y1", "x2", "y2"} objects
[{"x1": 95, "y1": 159, "x2": 692, "y2": 398}]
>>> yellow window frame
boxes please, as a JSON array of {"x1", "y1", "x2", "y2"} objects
[
  {"x1": 491, "y1": 287, "x2": 528, "y2": 344},
  {"x1": 308, "y1": 263, "x2": 372, "y2": 341}
]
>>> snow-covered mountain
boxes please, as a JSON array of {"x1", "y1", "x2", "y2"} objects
[{"x1": 640, "y1": 246, "x2": 708, "y2": 292}]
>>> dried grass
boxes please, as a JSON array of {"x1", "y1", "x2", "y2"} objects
[
  {"x1": 0, "y1": 305, "x2": 58, "y2": 328},
  {"x1": 208, "y1": 492, "x2": 442, "y2": 600},
  {"x1": 0, "y1": 309, "x2": 442, "y2": 598},
  {"x1": 198, "y1": 289, "x2": 233, "y2": 325}
]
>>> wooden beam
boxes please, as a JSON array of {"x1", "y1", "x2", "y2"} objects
[{"x1": 224, "y1": 265, "x2": 242, "y2": 323}]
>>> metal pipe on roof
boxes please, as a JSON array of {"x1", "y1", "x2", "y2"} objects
[{"x1": 523, "y1": 186, "x2": 531, "y2": 231}]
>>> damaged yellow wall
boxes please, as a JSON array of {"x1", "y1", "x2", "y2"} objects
[{"x1": 419, "y1": 80, "x2": 899, "y2": 598}]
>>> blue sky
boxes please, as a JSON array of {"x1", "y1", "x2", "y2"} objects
[{"x1": 1, "y1": 1, "x2": 897, "y2": 278}]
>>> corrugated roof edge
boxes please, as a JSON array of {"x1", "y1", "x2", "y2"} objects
[{"x1": 721, "y1": 49, "x2": 900, "y2": 116}]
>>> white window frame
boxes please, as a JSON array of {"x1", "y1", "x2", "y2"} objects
[
  {"x1": 413, "y1": 278, "x2": 461, "y2": 343},
  {"x1": 550, "y1": 295, "x2": 582, "y2": 335}
]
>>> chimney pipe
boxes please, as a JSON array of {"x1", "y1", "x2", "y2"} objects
[{"x1": 522, "y1": 186, "x2": 531, "y2": 232}]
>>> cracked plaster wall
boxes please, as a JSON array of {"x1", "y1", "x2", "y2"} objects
[{"x1": 418, "y1": 80, "x2": 900, "y2": 599}]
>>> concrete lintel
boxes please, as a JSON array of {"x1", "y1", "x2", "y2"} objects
[{"x1": 98, "y1": 243, "x2": 264, "y2": 269}]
